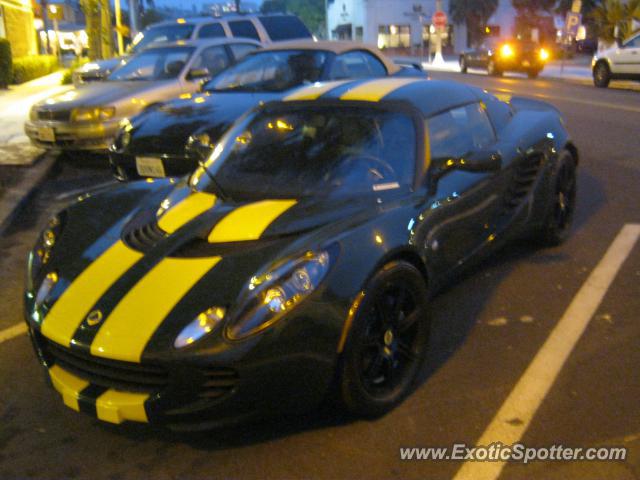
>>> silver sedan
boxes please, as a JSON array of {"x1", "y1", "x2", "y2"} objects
[{"x1": 25, "y1": 38, "x2": 261, "y2": 151}]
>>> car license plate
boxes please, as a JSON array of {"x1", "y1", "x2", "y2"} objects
[
  {"x1": 136, "y1": 157, "x2": 165, "y2": 177},
  {"x1": 522, "y1": 60, "x2": 531, "y2": 67},
  {"x1": 37, "y1": 126, "x2": 55, "y2": 142}
]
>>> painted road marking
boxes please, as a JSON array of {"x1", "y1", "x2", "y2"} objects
[
  {"x1": 453, "y1": 223, "x2": 640, "y2": 480},
  {"x1": 0, "y1": 322, "x2": 28, "y2": 345},
  {"x1": 492, "y1": 87, "x2": 640, "y2": 114}
]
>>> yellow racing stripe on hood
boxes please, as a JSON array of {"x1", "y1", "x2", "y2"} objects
[
  {"x1": 340, "y1": 78, "x2": 422, "y2": 102},
  {"x1": 49, "y1": 364, "x2": 90, "y2": 412},
  {"x1": 90, "y1": 256, "x2": 221, "y2": 362},
  {"x1": 41, "y1": 241, "x2": 143, "y2": 347},
  {"x1": 157, "y1": 192, "x2": 216, "y2": 233},
  {"x1": 284, "y1": 80, "x2": 350, "y2": 101},
  {"x1": 207, "y1": 199, "x2": 297, "y2": 243},
  {"x1": 96, "y1": 389, "x2": 149, "y2": 423}
]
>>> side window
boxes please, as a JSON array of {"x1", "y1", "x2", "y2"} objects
[
  {"x1": 429, "y1": 103, "x2": 496, "y2": 160},
  {"x1": 624, "y1": 36, "x2": 640, "y2": 48},
  {"x1": 362, "y1": 52, "x2": 387, "y2": 76},
  {"x1": 229, "y1": 21, "x2": 261, "y2": 41},
  {"x1": 190, "y1": 46, "x2": 230, "y2": 77},
  {"x1": 329, "y1": 52, "x2": 371, "y2": 79},
  {"x1": 229, "y1": 43, "x2": 259, "y2": 61},
  {"x1": 258, "y1": 15, "x2": 312, "y2": 41},
  {"x1": 198, "y1": 23, "x2": 226, "y2": 39}
]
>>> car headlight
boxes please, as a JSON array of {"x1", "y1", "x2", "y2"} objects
[
  {"x1": 500, "y1": 44, "x2": 514, "y2": 58},
  {"x1": 35, "y1": 271, "x2": 58, "y2": 310},
  {"x1": 31, "y1": 214, "x2": 64, "y2": 276},
  {"x1": 72, "y1": 106, "x2": 116, "y2": 123},
  {"x1": 111, "y1": 119, "x2": 132, "y2": 152},
  {"x1": 174, "y1": 306, "x2": 226, "y2": 348},
  {"x1": 226, "y1": 250, "x2": 332, "y2": 340},
  {"x1": 539, "y1": 48, "x2": 550, "y2": 61}
]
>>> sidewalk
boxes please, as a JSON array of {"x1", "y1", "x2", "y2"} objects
[{"x1": 0, "y1": 70, "x2": 71, "y2": 165}]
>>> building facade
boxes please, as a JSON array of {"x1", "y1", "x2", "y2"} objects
[{"x1": 0, "y1": 0, "x2": 37, "y2": 56}]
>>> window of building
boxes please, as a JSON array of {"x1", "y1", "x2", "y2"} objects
[
  {"x1": 355, "y1": 26, "x2": 363, "y2": 42},
  {"x1": 229, "y1": 20, "x2": 260, "y2": 41},
  {"x1": 377, "y1": 25, "x2": 410, "y2": 49}
]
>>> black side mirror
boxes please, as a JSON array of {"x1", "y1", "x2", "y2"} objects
[
  {"x1": 187, "y1": 68, "x2": 211, "y2": 82},
  {"x1": 429, "y1": 150, "x2": 502, "y2": 191}
]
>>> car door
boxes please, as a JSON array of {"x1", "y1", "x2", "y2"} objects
[
  {"x1": 419, "y1": 102, "x2": 507, "y2": 275},
  {"x1": 614, "y1": 35, "x2": 640, "y2": 74}
]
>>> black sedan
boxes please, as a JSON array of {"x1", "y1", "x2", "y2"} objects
[
  {"x1": 460, "y1": 37, "x2": 550, "y2": 78},
  {"x1": 26, "y1": 78, "x2": 577, "y2": 429},
  {"x1": 109, "y1": 40, "x2": 427, "y2": 181}
]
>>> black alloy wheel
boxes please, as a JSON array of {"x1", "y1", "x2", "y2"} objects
[{"x1": 337, "y1": 261, "x2": 430, "y2": 417}]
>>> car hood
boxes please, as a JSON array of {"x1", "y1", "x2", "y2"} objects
[
  {"x1": 33, "y1": 180, "x2": 386, "y2": 362},
  {"x1": 127, "y1": 91, "x2": 284, "y2": 156},
  {"x1": 77, "y1": 57, "x2": 124, "y2": 75},
  {"x1": 33, "y1": 80, "x2": 176, "y2": 112}
]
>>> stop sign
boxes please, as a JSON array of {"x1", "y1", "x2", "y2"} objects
[{"x1": 432, "y1": 10, "x2": 447, "y2": 28}]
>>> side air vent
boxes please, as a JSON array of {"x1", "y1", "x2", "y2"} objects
[
  {"x1": 503, "y1": 154, "x2": 543, "y2": 210},
  {"x1": 123, "y1": 220, "x2": 167, "y2": 252}
]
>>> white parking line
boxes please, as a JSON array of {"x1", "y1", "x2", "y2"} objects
[
  {"x1": 454, "y1": 223, "x2": 640, "y2": 480},
  {"x1": 0, "y1": 322, "x2": 28, "y2": 345}
]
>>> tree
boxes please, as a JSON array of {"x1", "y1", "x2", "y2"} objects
[
  {"x1": 260, "y1": 0, "x2": 325, "y2": 37},
  {"x1": 511, "y1": 0, "x2": 556, "y2": 43},
  {"x1": 449, "y1": 0, "x2": 499, "y2": 47},
  {"x1": 591, "y1": 0, "x2": 640, "y2": 43}
]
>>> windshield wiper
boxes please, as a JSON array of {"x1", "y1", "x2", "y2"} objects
[{"x1": 197, "y1": 160, "x2": 230, "y2": 201}]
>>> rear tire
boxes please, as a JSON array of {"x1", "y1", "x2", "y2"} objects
[
  {"x1": 527, "y1": 69, "x2": 540, "y2": 79},
  {"x1": 337, "y1": 261, "x2": 430, "y2": 418},
  {"x1": 593, "y1": 61, "x2": 611, "y2": 88},
  {"x1": 459, "y1": 56, "x2": 468, "y2": 73},
  {"x1": 534, "y1": 150, "x2": 577, "y2": 246}
]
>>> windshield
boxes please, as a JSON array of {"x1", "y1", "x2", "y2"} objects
[
  {"x1": 204, "y1": 50, "x2": 328, "y2": 93},
  {"x1": 109, "y1": 46, "x2": 194, "y2": 81},
  {"x1": 128, "y1": 24, "x2": 195, "y2": 54},
  {"x1": 192, "y1": 105, "x2": 416, "y2": 199}
]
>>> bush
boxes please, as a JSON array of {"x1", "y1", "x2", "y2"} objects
[
  {"x1": 61, "y1": 56, "x2": 90, "y2": 85},
  {"x1": 0, "y1": 39, "x2": 11, "y2": 89},
  {"x1": 11, "y1": 55, "x2": 60, "y2": 84}
]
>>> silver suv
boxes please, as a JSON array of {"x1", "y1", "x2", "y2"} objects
[
  {"x1": 73, "y1": 14, "x2": 312, "y2": 84},
  {"x1": 592, "y1": 34, "x2": 640, "y2": 88}
]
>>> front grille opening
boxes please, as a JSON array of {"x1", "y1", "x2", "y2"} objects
[
  {"x1": 43, "y1": 337, "x2": 168, "y2": 393},
  {"x1": 199, "y1": 367, "x2": 238, "y2": 399}
]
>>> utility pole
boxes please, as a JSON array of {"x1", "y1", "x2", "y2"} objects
[
  {"x1": 129, "y1": 0, "x2": 140, "y2": 37},
  {"x1": 115, "y1": 0, "x2": 124, "y2": 55}
]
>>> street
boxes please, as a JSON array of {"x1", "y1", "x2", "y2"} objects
[{"x1": 0, "y1": 71, "x2": 639, "y2": 479}]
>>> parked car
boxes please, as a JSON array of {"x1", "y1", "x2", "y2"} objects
[
  {"x1": 25, "y1": 78, "x2": 578, "y2": 428},
  {"x1": 460, "y1": 37, "x2": 550, "y2": 78},
  {"x1": 25, "y1": 38, "x2": 261, "y2": 151},
  {"x1": 592, "y1": 33, "x2": 640, "y2": 88},
  {"x1": 109, "y1": 40, "x2": 429, "y2": 180},
  {"x1": 73, "y1": 14, "x2": 312, "y2": 85}
]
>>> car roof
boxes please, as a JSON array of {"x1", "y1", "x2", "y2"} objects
[
  {"x1": 141, "y1": 38, "x2": 262, "y2": 50},
  {"x1": 259, "y1": 40, "x2": 400, "y2": 74},
  {"x1": 147, "y1": 13, "x2": 299, "y2": 28},
  {"x1": 283, "y1": 78, "x2": 482, "y2": 118}
]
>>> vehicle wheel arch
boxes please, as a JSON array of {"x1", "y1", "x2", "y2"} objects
[{"x1": 564, "y1": 141, "x2": 579, "y2": 166}]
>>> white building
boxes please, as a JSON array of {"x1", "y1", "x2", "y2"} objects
[{"x1": 326, "y1": 0, "x2": 522, "y2": 54}]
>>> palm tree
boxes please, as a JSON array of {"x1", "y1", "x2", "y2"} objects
[
  {"x1": 592, "y1": 0, "x2": 640, "y2": 43},
  {"x1": 449, "y1": 0, "x2": 499, "y2": 47}
]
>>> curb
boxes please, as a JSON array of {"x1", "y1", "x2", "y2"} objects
[{"x1": 0, "y1": 153, "x2": 57, "y2": 238}]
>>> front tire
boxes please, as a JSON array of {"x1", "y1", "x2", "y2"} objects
[
  {"x1": 459, "y1": 56, "x2": 468, "y2": 73},
  {"x1": 535, "y1": 150, "x2": 577, "y2": 246},
  {"x1": 487, "y1": 59, "x2": 502, "y2": 76},
  {"x1": 593, "y1": 61, "x2": 611, "y2": 88},
  {"x1": 337, "y1": 261, "x2": 430, "y2": 418},
  {"x1": 527, "y1": 69, "x2": 540, "y2": 79}
]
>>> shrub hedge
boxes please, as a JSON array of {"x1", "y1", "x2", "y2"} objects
[
  {"x1": 0, "y1": 39, "x2": 11, "y2": 89},
  {"x1": 11, "y1": 55, "x2": 60, "y2": 84}
]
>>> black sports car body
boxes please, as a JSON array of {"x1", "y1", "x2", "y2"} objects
[
  {"x1": 109, "y1": 40, "x2": 427, "y2": 181},
  {"x1": 26, "y1": 78, "x2": 578, "y2": 429}
]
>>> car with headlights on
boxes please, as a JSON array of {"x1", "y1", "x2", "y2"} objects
[
  {"x1": 109, "y1": 40, "x2": 428, "y2": 181},
  {"x1": 459, "y1": 37, "x2": 550, "y2": 78},
  {"x1": 592, "y1": 33, "x2": 640, "y2": 88},
  {"x1": 25, "y1": 78, "x2": 578, "y2": 428},
  {"x1": 25, "y1": 38, "x2": 261, "y2": 152},
  {"x1": 73, "y1": 14, "x2": 312, "y2": 85}
]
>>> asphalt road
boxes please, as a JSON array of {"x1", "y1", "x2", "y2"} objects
[{"x1": 0, "y1": 73, "x2": 638, "y2": 480}]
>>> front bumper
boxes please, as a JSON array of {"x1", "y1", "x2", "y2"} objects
[
  {"x1": 109, "y1": 151, "x2": 200, "y2": 181},
  {"x1": 25, "y1": 119, "x2": 121, "y2": 151},
  {"x1": 495, "y1": 55, "x2": 545, "y2": 72}
]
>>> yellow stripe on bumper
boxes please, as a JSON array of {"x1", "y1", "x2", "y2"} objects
[
  {"x1": 49, "y1": 364, "x2": 89, "y2": 412},
  {"x1": 91, "y1": 256, "x2": 221, "y2": 362},
  {"x1": 96, "y1": 390, "x2": 149, "y2": 424},
  {"x1": 157, "y1": 192, "x2": 217, "y2": 233},
  {"x1": 340, "y1": 78, "x2": 422, "y2": 102},
  {"x1": 207, "y1": 199, "x2": 297, "y2": 243},
  {"x1": 41, "y1": 241, "x2": 143, "y2": 347},
  {"x1": 284, "y1": 80, "x2": 349, "y2": 101}
]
